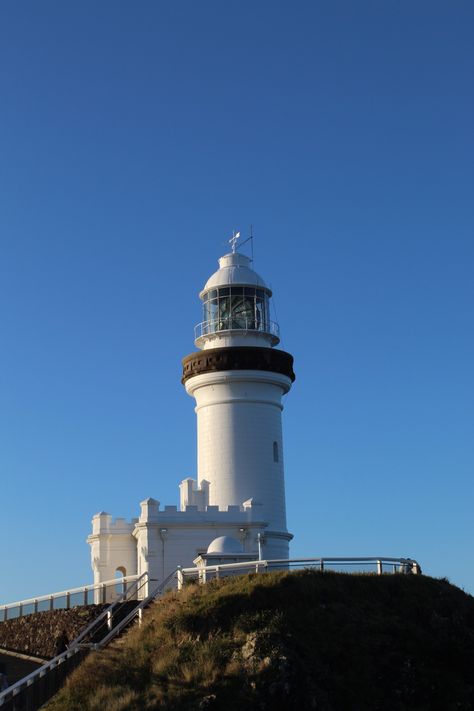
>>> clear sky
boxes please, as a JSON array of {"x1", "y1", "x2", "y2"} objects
[{"x1": 0, "y1": 1, "x2": 473, "y2": 602}]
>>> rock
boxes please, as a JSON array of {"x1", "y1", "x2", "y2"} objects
[{"x1": 199, "y1": 693, "x2": 217, "y2": 708}]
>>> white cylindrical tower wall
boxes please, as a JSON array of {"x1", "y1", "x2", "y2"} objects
[{"x1": 185, "y1": 370, "x2": 291, "y2": 532}]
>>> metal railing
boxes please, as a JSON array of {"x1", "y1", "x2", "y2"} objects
[
  {"x1": 177, "y1": 556, "x2": 422, "y2": 588},
  {"x1": 0, "y1": 573, "x2": 149, "y2": 710},
  {"x1": 89, "y1": 568, "x2": 179, "y2": 651},
  {"x1": 194, "y1": 317, "x2": 280, "y2": 341},
  {"x1": 0, "y1": 575, "x2": 141, "y2": 621},
  {"x1": 0, "y1": 647, "x2": 87, "y2": 711}
]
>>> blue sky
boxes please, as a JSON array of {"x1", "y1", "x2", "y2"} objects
[{"x1": 0, "y1": 1, "x2": 473, "y2": 602}]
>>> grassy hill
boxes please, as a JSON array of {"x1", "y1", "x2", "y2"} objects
[{"x1": 45, "y1": 570, "x2": 474, "y2": 711}]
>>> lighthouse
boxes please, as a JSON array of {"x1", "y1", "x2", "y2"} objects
[
  {"x1": 88, "y1": 237, "x2": 295, "y2": 592},
  {"x1": 182, "y1": 239, "x2": 295, "y2": 558}
]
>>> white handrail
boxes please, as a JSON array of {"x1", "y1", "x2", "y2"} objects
[
  {"x1": 0, "y1": 646, "x2": 83, "y2": 706},
  {"x1": 71, "y1": 572, "x2": 149, "y2": 647},
  {"x1": 91, "y1": 568, "x2": 179, "y2": 650},
  {"x1": 178, "y1": 556, "x2": 421, "y2": 587},
  {"x1": 194, "y1": 317, "x2": 280, "y2": 340},
  {"x1": 0, "y1": 574, "x2": 140, "y2": 616},
  {"x1": 0, "y1": 572, "x2": 150, "y2": 707}
]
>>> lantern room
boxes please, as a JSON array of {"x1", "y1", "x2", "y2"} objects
[{"x1": 194, "y1": 252, "x2": 280, "y2": 349}]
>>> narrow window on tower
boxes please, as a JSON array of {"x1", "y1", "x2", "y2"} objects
[{"x1": 273, "y1": 441, "x2": 279, "y2": 463}]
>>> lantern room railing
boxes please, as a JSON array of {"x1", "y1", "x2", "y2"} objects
[{"x1": 195, "y1": 317, "x2": 280, "y2": 342}]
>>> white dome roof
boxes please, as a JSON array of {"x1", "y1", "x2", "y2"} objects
[
  {"x1": 200, "y1": 253, "x2": 271, "y2": 297},
  {"x1": 206, "y1": 535, "x2": 243, "y2": 555}
]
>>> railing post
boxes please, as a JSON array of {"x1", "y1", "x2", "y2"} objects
[
  {"x1": 34, "y1": 599, "x2": 38, "y2": 614},
  {"x1": 49, "y1": 595, "x2": 54, "y2": 611},
  {"x1": 176, "y1": 566, "x2": 183, "y2": 591},
  {"x1": 66, "y1": 592, "x2": 71, "y2": 610},
  {"x1": 107, "y1": 611, "x2": 113, "y2": 631},
  {"x1": 19, "y1": 603, "x2": 23, "y2": 618},
  {"x1": 215, "y1": 566, "x2": 220, "y2": 580},
  {"x1": 102, "y1": 583, "x2": 106, "y2": 604},
  {"x1": 376, "y1": 560, "x2": 383, "y2": 576},
  {"x1": 320, "y1": 559, "x2": 324, "y2": 572},
  {"x1": 83, "y1": 588, "x2": 87, "y2": 606}
]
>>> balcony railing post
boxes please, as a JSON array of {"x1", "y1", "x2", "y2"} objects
[
  {"x1": 176, "y1": 566, "x2": 183, "y2": 591},
  {"x1": 376, "y1": 560, "x2": 383, "y2": 576}
]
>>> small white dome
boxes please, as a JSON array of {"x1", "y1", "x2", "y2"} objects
[
  {"x1": 207, "y1": 535, "x2": 243, "y2": 555},
  {"x1": 200, "y1": 253, "x2": 271, "y2": 296}
]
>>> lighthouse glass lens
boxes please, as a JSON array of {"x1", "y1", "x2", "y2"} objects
[
  {"x1": 202, "y1": 286, "x2": 271, "y2": 334},
  {"x1": 231, "y1": 294, "x2": 254, "y2": 328}
]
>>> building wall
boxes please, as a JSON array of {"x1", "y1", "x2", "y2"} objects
[
  {"x1": 88, "y1": 513, "x2": 137, "y2": 600},
  {"x1": 186, "y1": 370, "x2": 292, "y2": 533},
  {"x1": 88, "y1": 499, "x2": 292, "y2": 596}
]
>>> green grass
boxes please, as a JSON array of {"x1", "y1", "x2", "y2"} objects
[{"x1": 44, "y1": 571, "x2": 474, "y2": 710}]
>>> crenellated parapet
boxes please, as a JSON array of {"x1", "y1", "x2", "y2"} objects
[
  {"x1": 90, "y1": 512, "x2": 138, "y2": 535},
  {"x1": 90, "y1": 496, "x2": 273, "y2": 532}
]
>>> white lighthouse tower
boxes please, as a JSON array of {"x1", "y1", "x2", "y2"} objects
[
  {"x1": 88, "y1": 237, "x2": 295, "y2": 592},
  {"x1": 182, "y1": 238, "x2": 295, "y2": 558}
]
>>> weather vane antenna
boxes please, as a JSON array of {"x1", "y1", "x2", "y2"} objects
[{"x1": 229, "y1": 230, "x2": 241, "y2": 253}]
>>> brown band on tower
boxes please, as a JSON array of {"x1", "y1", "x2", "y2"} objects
[{"x1": 182, "y1": 346, "x2": 295, "y2": 384}]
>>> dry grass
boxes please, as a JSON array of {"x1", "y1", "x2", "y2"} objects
[{"x1": 44, "y1": 571, "x2": 474, "y2": 711}]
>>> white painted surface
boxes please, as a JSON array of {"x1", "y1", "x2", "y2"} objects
[
  {"x1": 88, "y1": 247, "x2": 294, "y2": 586},
  {"x1": 198, "y1": 330, "x2": 275, "y2": 350},
  {"x1": 207, "y1": 536, "x2": 243, "y2": 554},
  {"x1": 88, "y1": 512, "x2": 138, "y2": 596},
  {"x1": 201, "y1": 252, "x2": 270, "y2": 295},
  {"x1": 88, "y1": 498, "x2": 291, "y2": 595},
  {"x1": 185, "y1": 369, "x2": 291, "y2": 533}
]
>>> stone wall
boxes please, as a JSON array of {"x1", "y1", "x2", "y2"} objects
[{"x1": 0, "y1": 605, "x2": 109, "y2": 659}]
